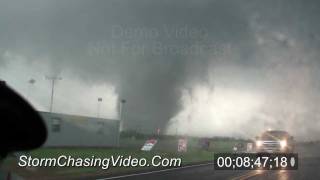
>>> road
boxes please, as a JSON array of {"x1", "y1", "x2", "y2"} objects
[
  {"x1": 91, "y1": 157, "x2": 320, "y2": 180},
  {"x1": 90, "y1": 144, "x2": 320, "y2": 180}
]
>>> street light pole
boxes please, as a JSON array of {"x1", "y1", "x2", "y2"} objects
[
  {"x1": 46, "y1": 76, "x2": 62, "y2": 112},
  {"x1": 119, "y1": 99, "x2": 126, "y2": 132},
  {"x1": 97, "y1": 97, "x2": 103, "y2": 118},
  {"x1": 118, "y1": 99, "x2": 126, "y2": 147},
  {"x1": 27, "y1": 78, "x2": 36, "y2": 100}
]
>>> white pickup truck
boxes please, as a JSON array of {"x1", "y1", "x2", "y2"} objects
[{"x1": 255, "y1": 130, "x2": 294, "y2": 153}]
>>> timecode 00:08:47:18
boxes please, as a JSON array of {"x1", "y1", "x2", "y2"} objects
[{"x1": 213, "y1": 153, "x2": 298, "y2": 170}]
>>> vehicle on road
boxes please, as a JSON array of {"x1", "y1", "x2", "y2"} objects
[{"x1": 255, "y1": 130, "x2": 294, "y2": 153}]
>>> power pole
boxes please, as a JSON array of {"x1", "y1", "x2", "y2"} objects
[{"x1": 46, "y1": 76, "x2": 62, "y2": 112}]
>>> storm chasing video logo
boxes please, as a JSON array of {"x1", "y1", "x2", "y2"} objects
[{"x1": 18, "y1": 155, "x2": 182, "y2": 169}]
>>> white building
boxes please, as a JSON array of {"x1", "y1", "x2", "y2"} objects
[{"x1": 40, "y1": 111, "x2": 119, "y2": 147}]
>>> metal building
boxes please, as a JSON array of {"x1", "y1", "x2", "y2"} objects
[{"x1": 39, "y1": 111, "x2": 120, "y2": 147}]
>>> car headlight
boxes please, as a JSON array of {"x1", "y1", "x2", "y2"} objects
[
  {"x1": 280, "y1": 140, "x2": 287, "y2": 148},
  {"x1": 256, "y1": 140, "x2": 263, "y2": 147}
]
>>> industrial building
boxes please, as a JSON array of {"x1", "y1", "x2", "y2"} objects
[{"x1": 39, "y1": 111, "x2": 120, "y2": 147}]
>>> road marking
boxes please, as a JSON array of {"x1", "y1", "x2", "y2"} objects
[
  {"x1": 230, "y1": 170, "x2": 266, "y2": 180},
  {"x1": 96, "y1": 162, "x2": 214, "y2": 180}
]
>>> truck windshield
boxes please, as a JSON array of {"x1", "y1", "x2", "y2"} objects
[{"x1": 260, "y1": 131, "x2": 289, "y2": 141}]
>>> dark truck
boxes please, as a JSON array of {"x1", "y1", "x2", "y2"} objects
[{"x1": 255, "y1": 130, "x2": 294, "y2": 153}]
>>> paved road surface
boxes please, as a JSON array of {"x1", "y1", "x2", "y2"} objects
[
  {"x1": 90, "y1": 157, "x2": 320, "y2": 180},
  {"x1": 90, "y1": 144, "x2": 320, "y2": 180},
  {"x1": 91, "y1": 157, "x2": 320, "y2": 180}
]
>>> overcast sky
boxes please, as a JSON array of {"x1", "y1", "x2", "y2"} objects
[{"x1": 1, "y1": 0, "x2": 320, "y2": 140}]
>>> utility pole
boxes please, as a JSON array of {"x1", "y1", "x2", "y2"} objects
[{"x1": 46, "y1": 76, "x2": 62, "y2": 112}]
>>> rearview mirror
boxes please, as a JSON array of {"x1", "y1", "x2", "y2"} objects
[{"x1": 0, "y1": 81, "x2": 47, "y2": 158}]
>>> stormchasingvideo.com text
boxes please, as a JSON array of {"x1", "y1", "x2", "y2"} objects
[{"x1": 18, "y1": 155, "x2": 182, "y2": 170}]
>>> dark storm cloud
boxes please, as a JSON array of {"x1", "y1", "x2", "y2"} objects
[
  {"x1": 0, "y1": 0, "x2": 253, "y2": 131},
  {"x1": 1, "y1": 0, "x2": 320, "y2": 137}
]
